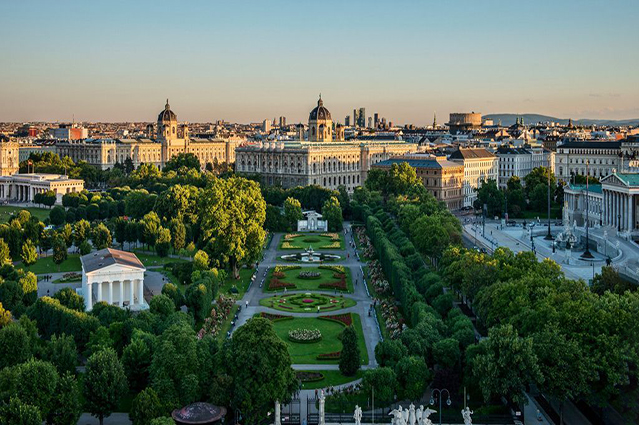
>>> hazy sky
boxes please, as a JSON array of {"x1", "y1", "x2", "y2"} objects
[{"x1": 1, "y1": 0, "x2": 638, "y2": 124}]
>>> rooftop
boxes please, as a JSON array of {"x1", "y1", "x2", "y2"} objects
[
  {"x1": 449, "y1": 147, "x2": 495, "y2": 160},
  {"x1": 375, "y1": 157, "x2": 462, "y2": 169},
  {"x1": 81, "y1": 248, "x2": 145, "y2": 274}
]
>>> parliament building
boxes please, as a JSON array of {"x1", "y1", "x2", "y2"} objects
[{"x1": 235, "y1": 97, "x2": 417, "y2": 192}]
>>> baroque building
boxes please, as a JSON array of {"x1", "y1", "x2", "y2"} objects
[
  {"x1": 55, "y1": 100, "x2": 240, "y2": 170},
  {"x1": 449, "y1": 147, "x2": 498, "y2": 208},
  {"x1": 235, "y1": 97, "x2": 417, "y2": 192}
]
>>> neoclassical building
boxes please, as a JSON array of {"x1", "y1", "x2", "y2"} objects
[
  {"x1": 81, "y1": 248, "x2": 147, "y2": 311},
  {"x1": 235, "y1": 97, "x2": 417, "y2": 192},
  {"x1": 449, "y1": 148, "x2": 498, "y2": 208},
  {"x1": 55, "y1": 100, "x2": 241, "y2": 170},
  {"x1": 0, "y1": 173, "x2": 84, "y2": 204}
]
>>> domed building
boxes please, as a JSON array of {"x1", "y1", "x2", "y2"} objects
[
  {"x1": 157, "y1": 99, "x2": 178, "y2": 141},
  {"x1": 235, "y1": 96, "x2": 418, "y2": 192}
]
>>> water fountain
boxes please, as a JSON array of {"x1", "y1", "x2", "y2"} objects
[
  {"x1": 554, "y1": 201, "x2": 582, "y2": 250},
  {"x1": 280, "y1": 246, "x2": 341, "y2": 263}
]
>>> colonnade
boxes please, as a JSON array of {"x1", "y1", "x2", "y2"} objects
[
  {"x1": 85, "y1": 278, "x2": 144, "y2": 311},
  {"x1": 0, "y1": 184, "x2": 51, "y2": 202},
  {"x1": 604, "y1": 189, "x2": 636, "y2": 232}
]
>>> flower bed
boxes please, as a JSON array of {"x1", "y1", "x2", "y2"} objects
[
  {"x1": 319, "y1": 274, "x2": 347, "y2": 291},
  {"x1": 260, "y1": 312, "x2": 293, "y2": 322},
  {"x1": 320, "y1": 241, "x2": 341, "y2": 249},
  {"x1": 369, "y1": 260, "x2": 390, "y2": 295},
  {"x1": 197, "y1": 294, "x2": 236, "y2": 339},
  {"x1": 288, "y1": 328, "x2": 322, "y2": 343},
  {"x1": 296, "y1": 371, "x2": 325, "y2": 382},
  {"x1": 274, "y1": 265, "x2": 301, "y2": 273},
  {"x1": 319, "y1": 313, "x2": 353, "y2": 327},
  {"x1": 320, "y1": 233, "x2": 340, "y2": 241},
  {"x1": 281, "y1": 242, "x2": 296, "y2": 249},
  {"x1": 317, "y1": 351, "x2": 341, "y2": 360},
  {"x1": 318, "y1": 265, "x2": 345, "y2": 274},
  {"x1": 268, "y1": 278, "x2": 296, "y2": 291},
  {"x1": 298, "y1": 271, "x2": 321, "y2": 279},
  {"x1": 284, "y1": 234, "x2": 302, "y2": 240}
]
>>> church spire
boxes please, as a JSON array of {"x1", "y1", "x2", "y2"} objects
[{"x1": 433, "y1": 111, "x2": 437, "y2": 128}]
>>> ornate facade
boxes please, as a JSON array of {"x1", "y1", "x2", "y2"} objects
[
  {"x1": 55, "y1": 100, "x2": 240, "y2": 170},
  {"x1": 235, "y1": 97, "x2": 417, "y2": 192},
  {"x1": 0, "y1": 140, "x2": 20, "y2": 176}
]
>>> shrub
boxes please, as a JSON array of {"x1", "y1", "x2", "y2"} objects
[
  {"x1": 288, "y1": 328, "x2": 322, "y2": 343},
  {"x1": 317, "y1": 351, "x2": 341, "y2": 360},
  {"x1": 27, "y1": 297, "x2": 99, "y2": 349},
  {"x1": 319, "y1": 313, "x2": 352, "y2": 327}
]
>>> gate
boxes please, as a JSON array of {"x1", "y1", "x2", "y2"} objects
[
  {"x1": 282, "y1": 398, "x2": 301, "y2": 425},
  {"x1": 307, "y1": 397, "x2": 319, "y2": 425}
]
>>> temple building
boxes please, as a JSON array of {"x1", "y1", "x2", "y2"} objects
[
  {"x1": 0, "y1": 173, "x2": 84, "y2": 204},
  {"x1": 55, "y1": 100, "x2": 241, "y2": 170},
  {"x1": 235, "y1": 96, "x2": 417, "y2": 192}
]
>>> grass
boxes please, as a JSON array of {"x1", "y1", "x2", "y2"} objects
[
  {"x1": 132, "y1": 250, "x2": 187, "y2": 267},
  {"x1": 260, "y1": 293, "x2": 357, "y2": 313},
  {"x1": 270, "y1": 314, "x2": 368, "y2": 365},
  {"x1": 0, "y1": 206, "x2": 50, "y2": 223},
  {"x1": 219, "y1": 267, "x2": 254, "y2": 298},
  {"x1": 518, "y1": 206, "x2": 562, "y2": 219},
  {"x1": 278, "y1": 233, "x2": 345, "y2": 251},
  {"x1": 265, "y1": 266, "x2": 353, "y2": 293},
  {"x1": 19, "y1": 254, "x2": 82, "y2": 274},
  {"x1": 299, "y1": 369, "x2": 364, "y2": 390}
]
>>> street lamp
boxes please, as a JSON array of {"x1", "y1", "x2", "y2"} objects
[
  {"x1": 545, "y1": 166, "x2": 553, "y2": 240},
  {"x1": 618, "y1": 214, "x2": 621, "y2": 232},
  {"x1": 430, "y1": 388, "x2": 451, "y2": 425}
]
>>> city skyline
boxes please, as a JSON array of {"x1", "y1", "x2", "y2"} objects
[{"x1": 1, "y1": 0, "x2": 638, "y2": 124}]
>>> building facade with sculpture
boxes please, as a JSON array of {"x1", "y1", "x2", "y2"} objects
[{"x1": 235, "y1": 97, "x2": 418, "y2": 193}]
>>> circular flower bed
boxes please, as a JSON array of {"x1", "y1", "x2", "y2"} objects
[
  {"x1": 302, "y1": 299, "x2": 315, "y2": 303},
  {"x1": 298, "y1": 271, "x2": 321, "y2": 279},
  {"x1": 288, "y1": 328, "x2": 322, "y2": 343}
]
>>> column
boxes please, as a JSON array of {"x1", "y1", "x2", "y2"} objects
[
  {"x1": 108, "y1": 281, "x2": 113, "y2": 304},
  {"x1": 86, "y1": 282, "x2": 92, "y2": 311},
  {"x1": 129, "y1": 280, "x2": 134, "y2": 306},
  {"x1": 628, "y1": 195, "x2": 633, "y2": 232},
  {"x1": 119, "y1": 280, "x2": 124, "y2": 306},
  {"x1": 96, "y1": 282, "x2": 102, "y2": 302},
  {"x1": 138, "y1": 279, "x2": 144, "y2": 305}
]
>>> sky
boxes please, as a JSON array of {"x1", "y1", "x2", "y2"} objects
[{"x1": 0, "y1": 0, "x2": 638, "y2": 125}]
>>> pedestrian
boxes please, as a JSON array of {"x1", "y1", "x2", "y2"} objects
[{"x1": 245, "y1": 300, "x2": 249, "y2": 308}]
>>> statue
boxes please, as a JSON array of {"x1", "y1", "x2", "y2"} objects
[
  {"x1": 353, "y1": 405, "x2": 362, "y2": 425},
  {"x1": 461, "y1": 407, "x2": 473, "y2": 425},
  {"x1": 415, "y1": 406, "x2": 423, "y2": 425},
  {"x1": 421, "y1": 407, "x2": 437, "y2": 425},
  {"x1": 318, "y1": 390, "x2": 325, "y2": 425},
  {"x1": 401, "y1": 405, "x2": 409, "y2": 425},
  {"x1": 275, "y1": 401, "x2": 281, "y2": 425},
  {"x1": 389, "y1": 408, "x2": 405, "y2": 425},
  {"x1": 408, "y1": 403, "x2": 416, "y2": 425}
]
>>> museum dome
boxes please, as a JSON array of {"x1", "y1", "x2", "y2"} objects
[
  {"x1": 309, "y1": 96, "x2": 331, "y2": 121},
  {"x1": 158, "y1": 99, "x2": 177, "y2": 122}
]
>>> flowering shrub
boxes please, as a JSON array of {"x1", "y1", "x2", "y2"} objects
[
  {"x1": 273, "y1": 271, "x2": 286, "y2": 278},
  {"x1": 319, "y1": 313, "x2": 353, "y2": 327},
  {"x1": 197, "y1": 294, "x2": 236, "y2": 339},
  {"x1": 317, "y1": 351, "x2": 341, "y2": 360},
  {"x1": 268, "y1": 278, "x2": 296, "y2": 290},
  {"x1": 320, "y1": 242, "x2": 341, "y2": 249},
  {"x1": 288, "y1": 328, "x2": 322, "y2": 343},
  {"x1": 298, "y1": 271, "x2": 321, "y2": 279},
  {"x1": 355, "y1": 227, "x2": 376, "y2": 259},
  {"x1": 284, "y1": 234, "x2": 302, "y2": 240},
  {"x1": 274, "y1": 265, "x2": 300, "y2": 273},
  {"x1": 380, "y1": 300, "x2": 403, "y2": 339},
  {"x1": 260, "y1": 312, "x2": 293, "y2": 321},
  {"x1": 319, "y1": 265, "x2": 345, "y2": 274},
  {"x1": 296, "y1": 371, "x2": 325, "y2": 382},
  {"x1": 281, "y1": 242, "x2": 296, "y2": 249},
  {"x1": 62, "y1": 272, "x2": 82, "y2": 280},
  {"x1": 319, "y1": 273, "x2": 347, "y2": 291},
  {"x1": 320, "y1": 233, "x2": 340, "y2": 241}
]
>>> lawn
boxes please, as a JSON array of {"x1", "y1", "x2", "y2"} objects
[
  {"x1": 265, "y1": 266, "x2": 353, "y2": 293},
  {"x1": 0, "y1": 206, "x2": 50, "y2": 223},
  {"x1": 19, "y1": 254, "x2": 82, "y2": 274},
  {"x1": 518, "y1": 206, "x2": 562, "y2": 220},
  {"x1": 298, "y1": 369, "x2": 364, "y2": 390},
  {"x1": 132, "y1": 250, "x2": 188, "y2": 267},
  {"x1": 278, "y1": 233, "x2": 344, "y2": 250},
  {"x1": 270, "y1": 314, "x2": 368, "y2": 365},
  {"x1": 219, "y1": 267, "x2": 254, "y2": 298},
  {"x1": 260, "y1": 292, "x2": 357, "y2": 313}
]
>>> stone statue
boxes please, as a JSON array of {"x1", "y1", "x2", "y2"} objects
[
  {"x1": 408, "y1": 403, "x2": 416, "y2": 425},
  {"x1": 421, "y1": 407, "x2": 437, "y2": 425},
  {"x1": 389, "y1": 408, "x2": 404, "y2": 425},
  {"x1": 461, "y1": 407, "x2": 473, "y2": 425},
  {"x1": 401, "y1": 405, "x2": 409, "y2": 425},
  {"x1": 275, "y1": 401, "x2": 281, "y2": 425},
  {"x1": 353, "y1": 405, "x2": 362, "y2": 425},
  {"x1": 415, "y1": 405, "x2": 423, "y2": 425},
  {"x1": 318, "y1": 390, "x2": 325, "y2": 425}
]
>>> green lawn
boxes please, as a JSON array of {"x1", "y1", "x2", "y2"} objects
[
  {"x1": 266, "y1": 266, "x2": 352, "y2": 293},
  {"x1": 260, "y1": 293, "x2": 356, "y2": 313},
  {"x1": 219, "y1": 267, "x2": 254, "y2": 298},
  {"x1": 0, "y1": 206, "x2": 50, "y2": 223},
  {"x1": 518, "y1": 206, "x2": 562, "y2": 219},
  {"x1": 132, "y1": 250, "x2": 188, "y2": 267},
  {"x1": 278, "y1": 233, "x2": 344, "y2": 250},
  {"x1": 299, "y1": 369, "x2": 364, "y2": 390},
  {"x1": 19, "y1": 254, "x2": 82, "y2": 274},
  {"x1": 270, "y1": 314, "x2": 368, "y2": 365}
]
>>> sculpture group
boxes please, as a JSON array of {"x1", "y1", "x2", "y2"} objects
[{"x1": 388, "y1": 404, "x2": 437, "y2": 425}]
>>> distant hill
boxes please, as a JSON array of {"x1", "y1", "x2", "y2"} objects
[{"x1": 483, "y1": 113, "x2": 639, "y2": 127}]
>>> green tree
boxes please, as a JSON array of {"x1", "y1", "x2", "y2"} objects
[
  {"x1": 92, "y1": 223, "x2": 112, "y2": 249},
  {"x1": 161, "y1": 283, "x2": 183, "y2": 309},
  {"x1": 50, "y1": 206, "x2": 66, "y2": 226},
  {"x1": 591, "y1": 266, "x2": 634, "y2": 295},
  {"x1": 13, "y1": 359, "x2": 59, "y2": 419},
  {"x1": 169, "y1": 219, "x2": 186, "y2": 253},
  {"x1": 59, "y1": 223, "x2": 73, "y2": 247},
  {"x1": 185, "y1": 283, "x2": 212, "y2": 322},
  {"x1": 19, "y1": 271, "x2": 38, "y2": 306},
  {"x1": 432, "y1": 338, "x2": 461, "y2": 369},
  {"x1": 130, "y1": 387, "x2": 164, "y2": 425},
  {"x1": 84, "y1": 348, "x2": 128, "y2": 425},
  {"x1": 395, "y1": 356, "x2": 431, "y2": 401},
  {"x1": 322, "y1": 196, "x2": 343, "y2": 232},
  {"x1": 142, "y1": 212, "x2": 161, "y2": 248},
  {"x1": 0, "y1": 301, "x2": 12, "y2": 327},
  {"x1": 47, "y1": 372, "x2": 82, "y2": 425},
  {"x1": 149, "y1": 294, "x2": 175, "y2": 318},
  {"x1": 283, "y1": 197, "x2": 303, "y2": 230},
  {"x1": 79, "y1": 240, "x2": 92, "y2": 255},
  {"x1": 361, "y1": 367, "x2": 397, "y2": 405},
  {"x1": 470, "y1": 324, "x2": 542, "y2": 405},
  {"x1": 155, "y1": 227, "x2": 171, "y2": 257},
  {"x1": 0, "y1": 397, "x2": 42, "y2": 425},
  {"x1": 221, "y1": 318, "x2": 297, "y2": 425},
  {"x1": 21, "y1": 239, "x2": 38, "y2": 269},
  {"x1": 193, "y1": 250, "x2": 209, "y2": 271},
  {"x1": 0, "y1": 238, "x2": 11, "y2": 265},
  {"x1": 474, "y1": 179, "x2": 504, "y2": 217},
  {"x1": 339, "y1": 326, "x2": 361, "y2": 376},
  {"x1": 52, "y1": 237, "x2": 68, "y2": 271},
  {"x1": 0, "y1": 322, "x2": 32, "y2": 369},
  {"x1": 47, "y1": 333, "x2": 78, "y2": 375},
  {"x1": 53, "y1": 286, "x2": 85, "y2": 311},
  {"x1": 374, "y1": 339, "x2": 408, "y2": 368},
  {"x1": 199, "y1": 176, "x2": 266, "y2": 278},
  {"x1": 122, "y1": 338, "x2": 153, "y2": 392},
  {"x1": 164, "y1": 153, "x2": 201, "y2": 173},
  {"x1": 150, "y1": 417, "x2": 175, "y2": 425}
]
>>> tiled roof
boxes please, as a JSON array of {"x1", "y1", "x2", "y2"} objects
[
  {"x1": 449, "y1": 148, "x2": 495, "y2": 160},
  {"x1": 558, "y1": 140, "x2": 622, "y2": 149},
  {"x1": 375, "y1": 158, "x2": 462, "y2": 169},
  {"x1": 81, "y1": 248, "x2": 145, "y2": 273},
  {"x1": 615, "y1": 173, "x2": 639, "y2": 187},
  {"x1": 568, "y1": 184, "x2": 603, "y2": 194}
]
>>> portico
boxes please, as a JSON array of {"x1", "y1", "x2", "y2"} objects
[
  {"x1": 601, "y1": 173, "x2": 639, "y2": 235},
  {"x1": 81, "y1": 248, "x2": 148, "y2": 311}
]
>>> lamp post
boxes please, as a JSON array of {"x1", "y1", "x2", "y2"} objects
[
  {"x1": 618, "y1": 214, "x2": 621, "y2": 233},
  {"x1": 581, "y1": 161, "x2": 594, "y2": 259},
  {"x1": 545, "y1": 166, "x2": 553, "y2": 240},
  {"x1": 430, "y1": 388, "x2": 451, "y2": 425}
]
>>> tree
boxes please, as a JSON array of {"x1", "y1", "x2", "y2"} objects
[
  {"x1": 84, "y1": 348, "x2": 128, "y2": 425},
  {"x1": 47, "y1": 372, "x2": 82, "y2": 425},
  {"x1": 591, "y1": 266, "x2": 634, "y2": 295},
  {"x1": 361, "y1": 367, "x2": 397, "y2": 405},
  {"x1": 13, "y1": 359, "x2": 59, "y2": 419},
  {"x1": 193, "y1": 250, "x2": 209, "y2": 271},
  {"x1": 59, "y1": 223, "x2": 73, "y2": 247},
  {"x1": 53, "y1": 287, "x2": 85, "y2": 311},
  {"x1": 185, "y1": 283, "x2": 212, "y2": 322},
  {"x1": 375, "y1": 339, "x2": 408, "y2": 368},
  {"x1": 470, "y1": 324, "x2": 542, "y2": 405},
  {"x1": 47, "y1": 333, "x2": 78, "y2": 375},
  {"x1": 0, "y1": 238, "x2": 11, "y2": 265},
  {"x1": 50, "y1": 206, "x2": 66, "y2": 226},
  {"x1": 474, "y1": 179, "x2": 504, "y2": 217},
  {"x1": 221, "y1": 318, "x2": 297, "y2": 425},
  {"x1": 142, "y1": 212, "x2": 161, "y2": 248},
  {"x1": 21, "y1": 239, "x2": 38, "y2": 269},
  {"x1": 339, "y1": 326, "x2": 361, "y2": 376},
  {"x1": 169, "y1": 219, "x2": 186, "y2": 253},
  {"x1": 164, "y1": 153, "x2": 201, "y2": 173},
  {"x1": 92, "y1": 223, "x2": 112, "y2": 249},
  {"x1": 432, "y1": 338, "x2": 461, "y2": 369},
  {"x1": 283, "y1": 197, "x2": 303, "y2": 230},
  {"x1": 130, "y1": 387, "x2": 164, "y2": 425},
  {"x1": 19, "y1": 272, "x2": 38, "y2": 306},
  {"x1": 0, "y1": 397, "x2": 42, "y2": 425},
  {"x1": 161, "y1": 283, "x2": 183, "y2": 309},
  {"x1": 395, "y1": 356, "x2": 431, "y2": 401},
  {"x1": 150, "y1": 294, "x2": 175, "y2": 318},
  {"x1": 322, "y1": 196, "x2": 343, "y2": 232},
  {"x1": 150, "y1": 418, "x2": 176, "y2": 425},
  {"x1": 52, "y1": 237, "x2": 68, "y2": 271},
  {"x1": 114, "y1": 217, "x2": 128, "y2": 248},
  {"x1": 79, "y1": 240, "x2": 92, "y2": 255},
  {"x1": 199, "y1": 176, "x2": 266, "y2": 278},
  {"x1": 155, "y1": 227, "x2": 171, "y2": 257},
  {"x1": 0, "y1": 301, "x2": 12, "y2": 327},
  {"x1": 122, "y1": 338, "x2": 153, "y2": 392},
  {"x1": 0, "y1": 322, "x2": 32, "y2": 369}
]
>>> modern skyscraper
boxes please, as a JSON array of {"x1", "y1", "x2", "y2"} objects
[
  {"x1": 358, "y1": 108, "x2": 366, "y2": 127},
  {"x1": 345, "y1": 116, "x2": 351, "y2": 126},
  {"x1": 279, "y1": 116, "x2": 286, "y2": 127},
  {"x1": 368, "y1": 117, "x2": 372, "y2": 128},
  {"x1": 353, "y1": 109, "x2": 359, "y2": 127},
  {"x1": 374, "y1": 113, "x2": 379, "y2": 128}
]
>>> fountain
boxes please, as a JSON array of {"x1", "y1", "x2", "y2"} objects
[
  {"x1": 280, "y1": 246, "x2": 340, "y2": 263},
  {"x1": 554, "y1": 201, "x2": 582, "y2": 250}
]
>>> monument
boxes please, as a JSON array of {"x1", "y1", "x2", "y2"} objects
[
  {"x1": 297, "y1": 210, "x2": 328, "y2": 232},
  {"x1": 353, "y1": 405, "x2": 362, "y2": 425},
  {"x1": 461, "y1": 407, "x2": 474, "y2": 425}
]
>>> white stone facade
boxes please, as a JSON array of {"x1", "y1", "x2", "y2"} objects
[{"x1": 0, "y1": 173, "x2": 84, "y2": 204}]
